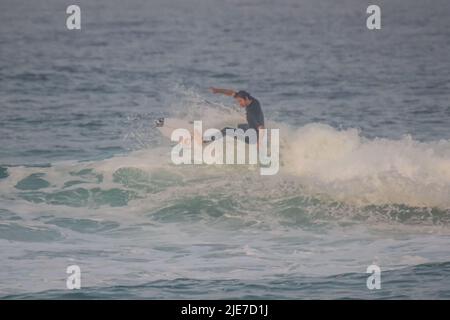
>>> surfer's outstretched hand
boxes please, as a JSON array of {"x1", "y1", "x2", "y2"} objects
[{"x1": 209, "y1": 87, "x2": 236, "y2": 97}]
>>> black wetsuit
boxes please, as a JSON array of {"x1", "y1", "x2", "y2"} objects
[
  {"x1": 245, "y1": 98, "x2": 264, "y2": 130},
  {"x1": 219, "y1": 98, "x2": 264, "y2": 144}
]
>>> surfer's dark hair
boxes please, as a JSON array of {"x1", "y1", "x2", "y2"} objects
[{"x1": 234, "y1": 90, "x2": 252, "y2": 100}]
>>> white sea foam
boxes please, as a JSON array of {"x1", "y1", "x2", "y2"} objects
[
  {"x1": 282, "y1": 123, "x2": 450, "y2": 208},
  {"x1": 3, "y1": 108, "x2": 450, "y2": 210}
]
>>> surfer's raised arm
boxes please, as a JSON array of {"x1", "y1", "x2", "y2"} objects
[
  {"x1": 209, "y1": 87, "x2": 236, "y2": 97},
  {"x1": 209, "y1": 88, "x2": 265, "y2": 143}
]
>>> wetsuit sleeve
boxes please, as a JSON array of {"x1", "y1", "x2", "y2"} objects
[{"x1": 249, "y1": 105, "x2": 264, "y2": 129}]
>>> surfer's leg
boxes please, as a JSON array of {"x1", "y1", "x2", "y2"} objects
[
  {"x1": 220, "y1": 127, "x2": 235, "y2": 136},
  {"x1": 219, "y1": 125, "x2": 256, "y2": 144},
  {"x1": 203, "y1": 127, "x2": 235, "y2": 142},
  {"x1": 237, "y1": 124, "x2": 253, "y2": 144},
  {"x1": 237, "y1": 123, "x2": 249, "y2": 131}
]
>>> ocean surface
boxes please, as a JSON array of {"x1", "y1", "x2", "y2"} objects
[{"x1": 1, "y1": 0, "x2": 450, "y2": 299}]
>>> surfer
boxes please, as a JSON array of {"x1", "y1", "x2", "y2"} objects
[{"x1": 209, "y1": 88, "x2": 265, "y2": 143}]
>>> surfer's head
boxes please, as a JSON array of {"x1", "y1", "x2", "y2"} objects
[{"x1": 234, "y1": 90, "x2": 253, "y2": 108}]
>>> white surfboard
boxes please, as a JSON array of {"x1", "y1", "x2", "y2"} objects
[
  {"x1": 155, "y1": 117, "x2": 196, "y2": 140},
  {"x1": 154, "y1": 117, "x2": 278, "y2": 170},
  {"x1": 155, "y1": 117, "x2": 242, "y2": 143}
]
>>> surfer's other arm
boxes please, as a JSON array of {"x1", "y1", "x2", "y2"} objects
[{"x1": 209, "y1": 87, "x2": 236, "y2": 97}]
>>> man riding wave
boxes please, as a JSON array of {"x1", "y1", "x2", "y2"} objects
[{"x1": 209, "y1": 88, "x2": 265, "y2": 143}]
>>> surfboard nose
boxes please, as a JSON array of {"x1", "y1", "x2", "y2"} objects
[{"x1": 155, "y1": 118, "x2": 165, "y2": 127}]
